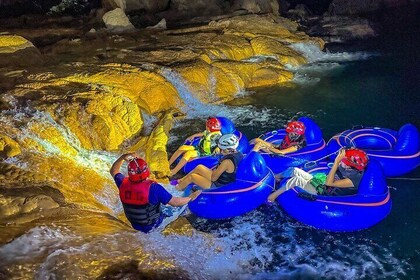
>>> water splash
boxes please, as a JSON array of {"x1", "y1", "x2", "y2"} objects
[
  {"x1": 287, "y1": 43, "x2": 379, "y2": 85},
  {"x1": 160, "y1": 67, "x2": 220, "y2": 116},
  {"x1": 0, "y1": 208, "x2": 410, "y2": 279},
  {"x1": 290, "y1": 43, "x2": 378, "y2": 64}
]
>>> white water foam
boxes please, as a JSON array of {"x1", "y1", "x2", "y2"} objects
[
  {"x1": 160, "y1": 67, "x2": 222, "y2": 116},
  {"x1": 0, "y1": 209, "x2": 409, "y2": 280},
  {"x1": 286, "y1": 43, "x2": 379, "y2": 85}
]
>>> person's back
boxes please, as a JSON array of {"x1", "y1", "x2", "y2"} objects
[
  {"x1": 213, "y1": 151, "x2": 243, "y2": 187},
  {"x1": 110, "y1": 153, "x2": 201, "y2": 233}
]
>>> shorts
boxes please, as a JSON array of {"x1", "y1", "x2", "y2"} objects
[{"x1": 178, "y1": 145, "x2": 199, "y2": 161}]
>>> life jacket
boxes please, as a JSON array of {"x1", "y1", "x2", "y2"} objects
[
  {"x1": 214, "y1": 152, "x2": 244, "y2": 187},
  {"x1": 198, "y1": 130, "x2": 221, "y2": 155},
  {"x1": 119, "y1": 178, "x2": 161, "y2": 227},
  {"x1": 280, "y1": 134, "x2": 303, "y2": 150}
]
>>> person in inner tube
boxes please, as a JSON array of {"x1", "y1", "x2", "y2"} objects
[
  {"x1": 323, "y1": 147, "x2": 369, "y2": 196},
  {"x1": 174, "y1": 134, "x2": 244, "y2": 191},
  {"x1": 110, "y1": 152, "x2": 201, "y2": 233},
  {"x1": 267, "y1": 148, "x2": 369, "y2": 202},
  {"x1": 251, "y1": 120, "x2": 307, "y2": 156},
  {"x1": 252, "y1": 120, "x2": 307, "y2": 181},
  {"x1": 168, "y1": 117, "x2": 222, "y2": 176}
]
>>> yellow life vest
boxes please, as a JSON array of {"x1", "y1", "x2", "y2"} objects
[{"x1": 198, "y1": 130, "x2": 221, "y2": 155}]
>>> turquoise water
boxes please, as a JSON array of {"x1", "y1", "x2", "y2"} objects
[{"x1": 167, "y1": 8, "x2": 420, "y2": 279}]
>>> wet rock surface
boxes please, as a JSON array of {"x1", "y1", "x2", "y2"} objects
[{"x1": 0, "y1": 13, "x2": 323, "y2": 249}]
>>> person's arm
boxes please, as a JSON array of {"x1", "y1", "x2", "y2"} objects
[
  {"x1": 268, "y1": 145, "x2": 297, "y2": 155},
  {"x1": 252, "y1": 140, "x2": 273, "y2": 152},
  {"x1": 210, "y1": 159, "x2": 233, "y2": 182},
  {"x1": 187, "y1": 132, "x2": 204, "y2": 142},
  {"x1": 167, "y1": 191, "x2": 202, "y2": 206},
  {"x1": 110, "y1": 152, "x2": 138, "y2": 177},
  {"x1": 267, "y1": 186, "x2": 287, "y2": 202},
  {"x1": 325, "y1": 149, "x2": 354, "y2": 188}
]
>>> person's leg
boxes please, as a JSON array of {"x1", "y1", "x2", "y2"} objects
[
  {"x1": 267, "y1": 186, "x2": 287, "y2": 202},
  {"x1": 189, "y1": 164, "x2": 213, "y2": 178},
  {"x1": 176, "y1": 164, "x2": 212, "y2": 186},
  {"x1": 176, "y1": 171, "x2": 212, "y2": 191},
  {"x1": 177, "y1": 164, "x2": 210, "y2": 184},
  {"x1": 169, "y1": 145, "x2": 194, "y2": 165},
  {"x1": 170, "y1": 148, "x2": 198, "y2": 176},
  {"x1": 274, "y1": 167, "x2": 295, "y2": 182},
  {"x1": 170, "y1": 158, "x2": 187, "y2": 176},
  {"x1": 169, "y1": 149, "x2": 185, "y2": 166},
  {"x1": 302, "y1": 182, "x2": 317, "y2": 194}
]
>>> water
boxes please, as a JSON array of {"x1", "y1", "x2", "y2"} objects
[
  {"x1": 166, "y1": 9, "x2": 420, "y2": 279},
  {"x1": 2, "y1": 8, "x2": 420, "y2": 279}
]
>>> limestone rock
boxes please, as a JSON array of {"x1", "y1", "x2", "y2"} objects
[
  {"x1": 231, "y1": 0, "x2": 280, "y2": 15},
  {"x1": 250, "y1": 36, "x2": 306, "y2": 67},
  {"x1": 0, "y1": 134, "x2": 21, "y2": 158},
  {"x1": 103, "y1": 0, "x2": 170, "y2": 13},
  {"x1": 328, "y1": 0, "x2": 383, "y2": 15},
  {"x1": 102, "y1": 8, "x2": 135, "y2": 32},
  {"x1": 308, "y1": 16, "x2": 377, "y2": 42},
  {"x1": 146, "y1": 18, "x2": 167, "y2": 30},
  {"x1": 0, "y1": 194, "x2": 59, "y2": 219},
  {"x1": 169, "y1": 0, "x2": 225, "y2": 17},
  {"x1": 0, "y1": 35, "x2": 42, "y2": 67}
]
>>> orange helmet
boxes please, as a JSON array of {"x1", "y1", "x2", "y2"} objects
[
  {"x1": 127, "y1": 158, "x2": 150, "y2": 182},
  {"x1": 342, "y1": 148, "x2": 369, "y2": 171},
  {"x1": 206, "y1": 117, "x2": 221, "y2": 132},
  {"x1": 286, "y1": 121, "x2": 305, "y2": 135}
]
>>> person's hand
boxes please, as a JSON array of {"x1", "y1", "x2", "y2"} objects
[
  {"x1": 189, "y1": 190, "x2": 202, "y2": 201},
  {"x1": 123, "y1": 152, "x2": 138, "y2": 161},
  {"x1": 252, "y1": 142, "x2": 261, "y2": 152},
  {"x1": 334, "y1": 149, "x2": 346, "y2": 164}
]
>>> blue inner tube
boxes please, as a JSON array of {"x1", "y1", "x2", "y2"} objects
[
  {"x1": 277, "y1": 159, "x2": 392, "y2": 232},
  {"x1": 327, "y1": 124, "x2": 420, "y2": 177},
  {"x1": 186, "y1": 152, "x2": 275, "y2": 219},
  {"x1": 247, "y1": 117, "x2": 327, "y2": 174}
]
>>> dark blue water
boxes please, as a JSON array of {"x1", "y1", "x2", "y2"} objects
[{"x1": 166, "y1": 7, "x2": 420, "y2": 278}]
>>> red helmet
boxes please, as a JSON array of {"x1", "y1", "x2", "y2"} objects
[
  {"x1": 127, "y1": 158, "x2": 150, "y2": 182},
  {"x1": 286, "y1": 121, "x2": 305, "y2": 135},
  {"x1": 206, "y1": 117, "x2": 221, "y2": 132},
  {"x1": 342, "y1": 148, "x2": 369, "y2": 171}
]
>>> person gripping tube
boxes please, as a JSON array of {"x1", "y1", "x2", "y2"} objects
[
  {"x1": 110, "y1": 153, "x2": 201, "y2": 233},
  {"x1": 266, "y1": 147, "x2": 369, "y2": 202},
  {"x1": 168, "y1": 117, "x2": 222, "y2": 176},
  {"x1": 252, "y1": 120, "x2": 307, "y2": 155}
]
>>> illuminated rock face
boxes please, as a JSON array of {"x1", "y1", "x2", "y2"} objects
[
  {"x1": 0, "y1": 35, "x2": 43, "y2": 67},
  {"x1": 0, "y1": 13, "x2": 324, "y2": 241}
]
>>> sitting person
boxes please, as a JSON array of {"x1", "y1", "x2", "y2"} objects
[
  {"x1": 110, "y1": 152, "x2": 201, "y2": 233},
  {"x1": 267, "y1": 148, "x2": 369, "y2": 202},
  {"x1": 323, "y1": 147, "x2": 369, "y2": 196},
  {"x1": 169, "y1": 117, "x2": 222, "y2": 176},
  {"x1": 252, "y1": 120, "x2": 306, "y2": 155},
  {"x1": 174, "y1": 134, "x2": 244, "y2": 191}
]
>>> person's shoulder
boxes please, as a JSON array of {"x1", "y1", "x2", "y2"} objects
[
  {"x1": 150, "y1": 182, "x2": 170, "y2": 192},
  {"x1": 113, "y1": 173, "x2": 125, "y2": 188}
]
